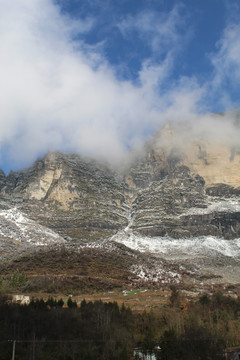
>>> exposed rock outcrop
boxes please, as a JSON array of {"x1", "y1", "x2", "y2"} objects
[
  {"x1": 0, "y1": 152, "x2": 129, "y2": 241},
  {"x1": 0, "y1": 169, "x2": 6, "y2": 189}
]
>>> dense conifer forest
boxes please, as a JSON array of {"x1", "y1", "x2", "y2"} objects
[{"x1": 1, "y1": 290, "x2": 240, "y2": 359}]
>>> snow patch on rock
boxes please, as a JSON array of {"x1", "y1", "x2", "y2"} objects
[
  {"x1": 130, "y1": 264, "x2": 181, "y2": 284},
  {"x1": 0, "y1": 207, "x2": 65, "y2": 247}
]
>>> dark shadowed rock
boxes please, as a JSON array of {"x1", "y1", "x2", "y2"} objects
[
  {"x1": 206, "y1": 184, "x2": 240, "y2": 198},
  {"x1": 0, "y1": 168, "x2": 6, "y2": 189}
]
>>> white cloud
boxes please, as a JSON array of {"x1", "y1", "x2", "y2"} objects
[
  {"x1": 0, "y1": 0, "x2": 197, "y2": 169},
  {"x1": 213, "y1": 23, "x2": 240, "y2": 81},
  {"x1": 117, "y1": 4, "x2": 188, "y2": 56},
  {"x1": 208, "y1": 23, "x2": 240, "y2": 108},
  {"x1": 0, "y1": 0, "x2": 239, "y2": 171}
]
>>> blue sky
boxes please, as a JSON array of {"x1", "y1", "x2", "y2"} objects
[
  {"x1": 57, "y1": 0, "x2": 239, "y2": 108},
  {"x1": 0, "y1": 0, "x2": 240, "y2": 173},
  {"x1": 59, "y1": 0, "x2": 226, "y2": 82}
]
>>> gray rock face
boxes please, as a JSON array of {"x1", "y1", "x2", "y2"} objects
[
  {"x1": 0, "y1": 152, "x2": 129, "y2": 242},
  {"x1": 206, "y1": 184, "x2": 240, "y2": 198},
  {"x1": 131, "y1": 165, "x2": 208, "y2": 237},
  {"x1": 127, "y1": 164, "x2": 240, "y2": 239}
]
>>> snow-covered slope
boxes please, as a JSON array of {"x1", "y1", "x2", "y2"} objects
[
  {"x1": 111, "y1": 231, "x2": 240, "y2": 259},
  {"x1": 111, "y1": 230, "x2": 240, "y2": 283},
  {"x1": 0, "y1": 207, "x2": 186, "y2": 285},
  {"x1": 1, "y1": 206, "x2": 240, "y2": 285},
  {"x1": 0, "y1": 208, "x2": 65, "y2": 259}
]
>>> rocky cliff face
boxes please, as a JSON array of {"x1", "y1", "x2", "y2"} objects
[
  {"x1": 1, "y1": 117, "x2": 240, "y2": 243},
  {"x1": 127, "y1": 116, "x2": 240, "y2": 240},
  {"x1": 0, "y1": 152, "x2": 129, "y2": 242}
]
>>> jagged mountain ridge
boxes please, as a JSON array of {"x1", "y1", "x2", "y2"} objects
[
  {"x1": 1, "y1": 115, "x2": 240, "y2": 286},
  {"x1": 0, "y1": 117, "x2": 240, "y2": 242}
]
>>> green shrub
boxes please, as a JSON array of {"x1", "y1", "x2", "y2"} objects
[{"x1": 8, "y1": 270, "x2": 28, "y2": 290}]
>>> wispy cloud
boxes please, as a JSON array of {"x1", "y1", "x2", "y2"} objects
[
  {"x1": 211, "y1": 23, "x2": 240, "y2": 87},
  {"x1": 195, "y1": 19, "x2": 240, "y2": 112},
  {"x1": 118, "y1": 4, "x2": 189, "y2": 57}
]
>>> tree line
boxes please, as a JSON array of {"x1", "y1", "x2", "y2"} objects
[{"x1": 1, "y1": 289, "x2": 240, "y2": 359}]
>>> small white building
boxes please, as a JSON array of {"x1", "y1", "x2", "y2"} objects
[
  {"x1": 12, "y1": 294, "x2": 30, "y2": 305},
  {"x1": 134, "y1": 347, "x2": 160, "y2": 360}
]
